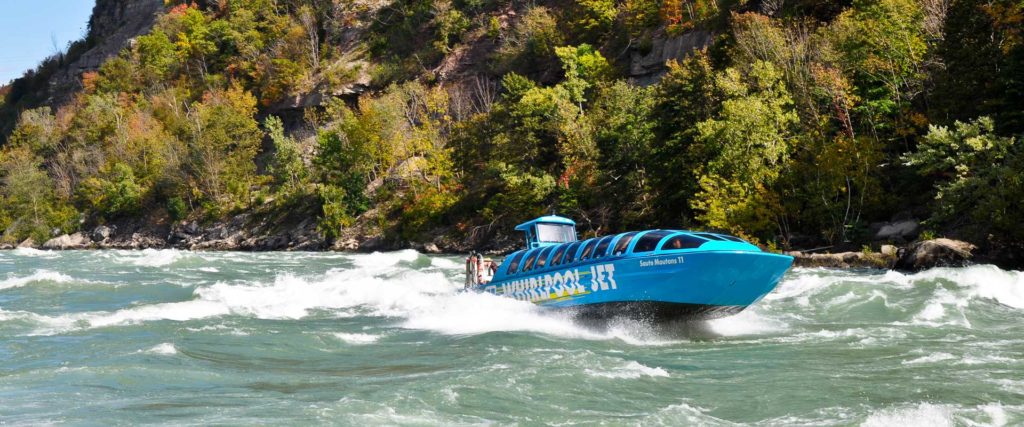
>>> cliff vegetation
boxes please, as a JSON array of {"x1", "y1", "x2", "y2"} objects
[{"x1": 0, "y1": 0, "x2": 1022, "y2": 260}]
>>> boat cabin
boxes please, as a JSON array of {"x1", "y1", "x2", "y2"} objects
[{"x1": 515, "y1": 215, "x2": 578, "y2": 249}]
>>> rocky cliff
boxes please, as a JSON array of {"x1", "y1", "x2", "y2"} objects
[{"x1": 47, "y1": 0, "x2": 164, "y2": 105}]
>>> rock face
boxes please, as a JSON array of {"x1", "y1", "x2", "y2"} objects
[
  {"x1": 42, "y1": 233, "x2": 93, "y2": 249},
  {"x1": 48, "y1": 0, "x2": 164, "y2": 104},
  {"x1": 895, "y1": 238, "x2": 977, "y2": 271},
  {"x1": 169, "y1": 213, "x2": 327, "y2": 251},
  {"x1": 630, "y1": 31, "x2": 715, "y2": 85}
]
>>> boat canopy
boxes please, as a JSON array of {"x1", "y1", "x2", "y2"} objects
[{"x1": 515, "y1": 215, "x2": 577, "y2": 249}]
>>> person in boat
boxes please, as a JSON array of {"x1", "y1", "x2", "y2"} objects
[{"x1": 465, "y1": 252, "x2": 497, "y2": 287}]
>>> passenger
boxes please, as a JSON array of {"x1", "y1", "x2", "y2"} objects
[{"x1": 670, "y1": 238, "x2": 683, "y2": 249}]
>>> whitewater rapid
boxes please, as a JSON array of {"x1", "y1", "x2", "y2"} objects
[{"x1": 0, "y1": 249, "x2": 1021, "y2": 425}]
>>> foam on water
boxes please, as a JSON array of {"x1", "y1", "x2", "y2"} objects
[
  {"x1": 351, "y1": 249, "x2": 421, "y2": 268},
  {"x1": 862, "y1": 402, "x2": 955, "y2": 427},
  {"x1": 6, "y1": 252, "x2": 688, "y2": 343},
  {"x1": 3, "y1": 250, "x2": 1024, "y2": 425},
  {"x1": 144, "y1": 343, "x2": 178, "y2": 355},
  {"x1": 11, "y1": 247, "x2": 58, "y2": 258},
  {"x1": 429, "y1": 257, "x2": 463, "y2": 269},
  {"x1": 585, "y1": 360, "x2": 670, "y2": 379},
  {"x1": 0, "y1": 270, "x2": 74, "y2": 290},
  {"x1": 890, "y1": 265, "x2": 1024, "y2": 309},
  {"x1": 117, "y1": 249, "x2": 185, "y2": 267},
  {"x1": 705, "y1": 309, "x2": 788, "y2": 337},
  {"x1": 334, "y1": 332, "x2": 382, "y2": 344},
  {"x1": 902, "y1": 352, "x2": 957, "y2": 365}
]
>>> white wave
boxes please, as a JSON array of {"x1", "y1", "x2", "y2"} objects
[
  {"x1": 430, "y1": 257, "x2": 463, "y2": 269},
  {"x1": 586, "y1": 361, "x2": 670, "y2": 379},
  {"x1": 643, "y1": 401, "x2": 732, "y2": 426},
  {"x1": 198, "y1": 267, "x2": 220, "y2": 273},
  {"x1": 897, "y1": 265, "x2": 1024, "y2": 309},
  {"x1": 334, "y1": 332, "x2": 382, "y2": 345},
  {"x1": 0, "y1": 270, "x2": 73, "y2": 290},
  {"x1": 144, "y1": 343, "x2": 178, "y2": 355},
  {"x1": 908, "y1": 286, "x2": 972, "y2": 328},
  {"x1": 11, "y1": 247, "x2": 58, "y2": 258},
  {"x1": 862, "y1": 402, "x2": 955, "y2": 427},
  {"x1": 13, "y1": 256, "x2": 660, "y2": 342},
  {"x1": 960, "y1": 354, "x2": 1016, "y2": 365},
  {"x1": 980, "y1": 403, "x2": 1009, "y2": 427},
  {"x1": 902, "y1": 352, "x2": 956, "y2": 365},
  {"x1": 440, "y1": 387, "x2": 459, "y2": 404},
  {"x1": 351, "y1": 249, "x2": 421, "y2": 268},
  {"x1": 123, "y1": 249, "x2": 184, "y2": 267},
  {"x1": 705, "y1": 309, "x2": 787, "y2": 336}
]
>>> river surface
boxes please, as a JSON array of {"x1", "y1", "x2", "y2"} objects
[{"x1": 1, "y1": 249, "x2": 1022, "y2": 425}]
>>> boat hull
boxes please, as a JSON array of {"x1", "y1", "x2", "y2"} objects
[{"x1": 478, "y1": 251, "x2": 793, "y2": 321}]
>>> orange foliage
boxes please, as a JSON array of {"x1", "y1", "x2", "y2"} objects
[{"x1": 81, "y1": 71, "x2": 100, "y2": 94}]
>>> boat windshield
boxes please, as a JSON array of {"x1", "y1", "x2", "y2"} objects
[
  {"x1": 536, "y1": 223, "x2": 577, "y2": 243},
  {"x1": 661, "y1": 234, "x2": 707, "y2": 250}
]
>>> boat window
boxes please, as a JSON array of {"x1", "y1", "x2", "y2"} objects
[
  {"x1": 632, "y1": 231, "x2": 672, "y2": 253},
  {"x1": 534, "y1": 246, "x2": 555, "y2": 269},
  {"x1": 550, "y1": 244, "x2": 568, "y2": 266},
  {"x1": 521, "y1": 249, "x2": 541, "y2": 272},
  {"x1": 695, "y1": 233, "x2": 726, "y2": 241},
  {"x1": 562, "y1": 241, "x2": 583, "y2": 264},
  {"x1": 592, "y1": 236, "x2": 615, "y2": 259},
  {"x1": 611, "y1": 232, "x2": 639, "y2": 256},
  {"x1": 536, "y1": 223, "x2": 577, "y2": 243},
  {"x1": 506, "y1": 251, "x2": 526, "y2": 275},
  {"x1": 577, "y1": 239, "x2": 599, "y2": 261},
  {"x1": 719, "y1": 235, "x2": 746, "y2": 243},
  {"x1": 660, "y1": 234, "x2": 707, "y2": 250}
]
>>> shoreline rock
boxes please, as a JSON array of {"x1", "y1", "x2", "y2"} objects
[
  {"x1": 42, "y1": 233, "x2": 93, "y2": 250},
  {"x1": 1, "y1": 225, "x2": 1010, "y2": 272},
  {"x1": 894, "y1": 238, "x2": 976, "y2": 271},
  {"x1": 788, "y1": 250, "x2": 896, "y2": 269}
]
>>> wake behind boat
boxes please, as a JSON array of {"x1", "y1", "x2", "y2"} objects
[{"x1": 465, "y1": 215, "x2": 793, "y2": 321}]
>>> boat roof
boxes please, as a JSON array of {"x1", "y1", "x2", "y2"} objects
[{"x1": 514, "y1": 215, "x2": 576, "y2": 231}]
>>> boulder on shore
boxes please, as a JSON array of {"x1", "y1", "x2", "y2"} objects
[
  {"x1": 789, "y1": 250, "x2": 894, "y2": 269},
  {"x1": 92, "y1": 225, "x2": 114, "y2": 242},
  {"x1": 895, "y1": 238, "x2": 976, "y2": 271},
  {"x1": 17, "y1": 238, "x2": 35, "y2": 248},
  {"x1": 42, "y1": 233, "x2": 92, "y2": 250}
]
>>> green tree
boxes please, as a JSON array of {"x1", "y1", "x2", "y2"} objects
[
  {"x1": 591, "y1": 82, "x2": 657, "y2": 228},
  {"x1": 265, "y1": 115, "x2": 309, "y2": 196},
  {"x1": 137, "y1": 31, "x2": 178, "y2": 81},
  {"x1": 0, "y1": 146, "x2": 77, "y2": 243},
  {"x1": 828, "y1": 0, "x2": 927, "y2": 137},
  {"x1": 904, "y1": 117, "x2": 1023, "y2": 241},
  {"x1": 187, "y1": 86, "x2": 263, "y2": 210},
  {"x1": 649, "y1": 51, "x2": 721, "y2": 225},
  {"x1": 692, "y1": 61, "x2": 799, "y2": 239}
]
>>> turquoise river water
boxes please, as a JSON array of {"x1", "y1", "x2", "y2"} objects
[{"x1": 1, "y1": 249, "x2": 1022, "y2": 425}]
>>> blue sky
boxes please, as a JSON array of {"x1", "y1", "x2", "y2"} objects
[{"x1": 0, "y1": 1, "x2": 96, "y2": 84}]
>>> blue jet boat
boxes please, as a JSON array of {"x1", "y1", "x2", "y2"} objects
[{"x1": 465, "y1": 215, "x2": 793, "y2": 321}]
